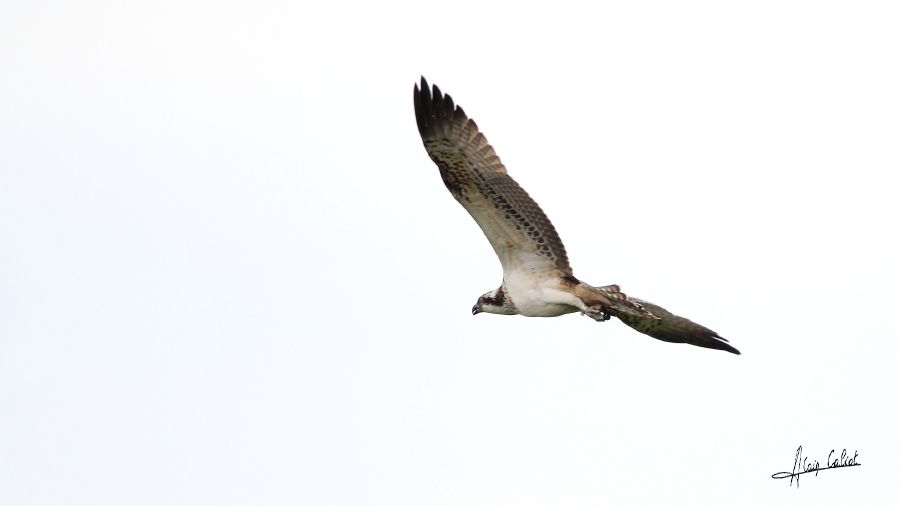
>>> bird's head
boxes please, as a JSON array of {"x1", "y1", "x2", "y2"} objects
[{"x1": 472, "y1": 286, "x2": 517, "y2": 316}]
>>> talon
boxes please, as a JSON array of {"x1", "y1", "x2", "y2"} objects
[{"x1": 583, "y1": 305, "x2": 611, "y2": 322}]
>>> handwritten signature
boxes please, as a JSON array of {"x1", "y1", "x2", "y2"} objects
[{"x1": 771, "y1": 445, "x2": 860, "y2": 487}]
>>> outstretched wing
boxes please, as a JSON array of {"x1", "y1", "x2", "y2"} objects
[
  {"x1": 414, "y1": 77, "x2": 571, "y2": 276},
  {"x1": 609, "y1": 297, "x2": 740, "y2": 354}
]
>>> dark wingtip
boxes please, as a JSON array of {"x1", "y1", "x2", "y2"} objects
[
  {"x1": 413, "y1": 77, "x2": 467, "y2": 141},
  {"x1": 718, "y1": 341, "x2": 742, "y2": 355},
  {"x1": 704, "y1": 333, "x2": 741, "y2": 355},
  {"x1": 413, "y1": 77, "x2": 433, "y2": 137}
]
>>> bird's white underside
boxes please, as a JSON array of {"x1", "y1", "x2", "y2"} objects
[{"x1": 503, "y1": 265, "x2": 583, "y2": 317}]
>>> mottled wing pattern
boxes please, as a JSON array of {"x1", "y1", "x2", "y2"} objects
[
  {"x1": 414, "y1": 77, "x2": 571, "y2": 276},
  {"x1": 609, "y1": 297, "x2": 740, "y2": 354}
]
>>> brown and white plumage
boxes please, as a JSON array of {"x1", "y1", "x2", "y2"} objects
[
  {"x1": 414, "y1": 77, "x2": 739, "y2": 355},
  {"x1": 413, "y1": 77, "x2": 570, "y2": 277}
]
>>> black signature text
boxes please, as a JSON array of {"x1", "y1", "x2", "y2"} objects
[{"x1": 771, "y1": 445, "x2": 860, "y2": 487}]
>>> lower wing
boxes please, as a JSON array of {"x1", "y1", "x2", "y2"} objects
[{"x1": 609, "y1": 297, "x2": 740, "y2": 355}]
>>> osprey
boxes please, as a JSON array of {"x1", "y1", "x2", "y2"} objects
[{"x1": 414, "y1": 77, "x2": 740, "y2": 355}]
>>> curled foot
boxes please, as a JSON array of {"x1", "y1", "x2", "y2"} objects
[{"x1": 582, "y1": 305, "x2": 610, "y2": 322}]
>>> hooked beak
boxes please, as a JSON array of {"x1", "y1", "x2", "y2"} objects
[{"x1": 472, "y1": 305, "x2": 481, "y2": 315}]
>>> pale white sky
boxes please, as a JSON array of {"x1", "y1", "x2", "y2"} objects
[{"x1": 1, "y1": 1, "x2": 898, "y2": 505}]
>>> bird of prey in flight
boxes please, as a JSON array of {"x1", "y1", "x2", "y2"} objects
[{"x1": 413, "y1": 77, "x2": 740, "y2": 355}]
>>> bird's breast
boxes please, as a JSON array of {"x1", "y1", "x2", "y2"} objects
[{"x1": 504, "y1": 270, "x2": 581, "y2": 317}]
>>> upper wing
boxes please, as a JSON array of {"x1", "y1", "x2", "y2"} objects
[
  {"x1": 609, "y1": 297, "x2": 740, "y2": 354},
  {"x1": 414, "y1": 77, "x2": 571, "y2": 276}
]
